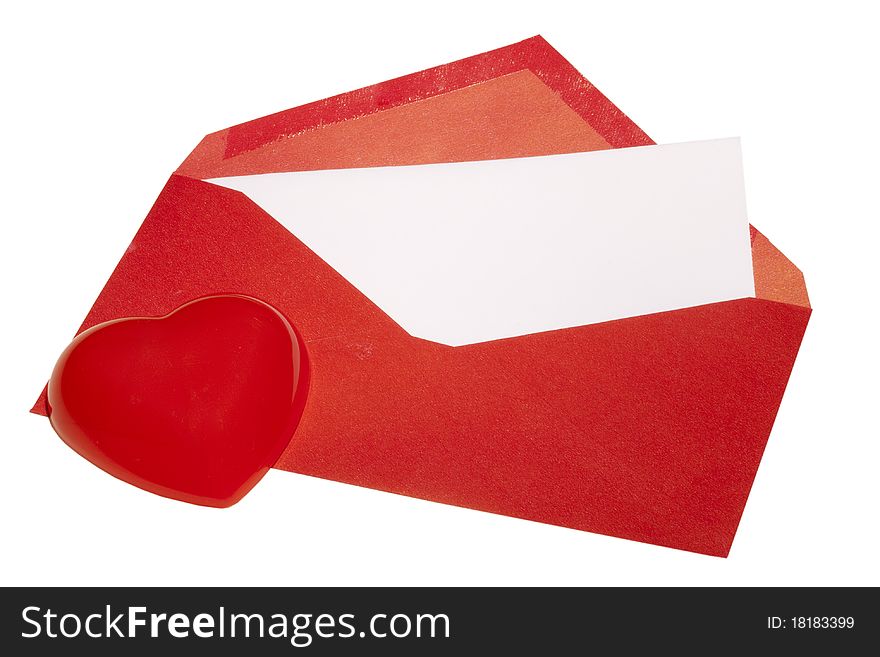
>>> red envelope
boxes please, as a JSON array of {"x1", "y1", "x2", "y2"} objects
[{"x1": 32, "y1": 36, "x2": 810, "y2": 556}]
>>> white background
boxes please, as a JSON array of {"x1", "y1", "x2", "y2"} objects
[{"x1": 1, "y1": 0, "x2": 877, "y2": 586}]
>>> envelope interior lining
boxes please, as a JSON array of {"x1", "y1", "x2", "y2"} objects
[{"x1": 220, "y1": 35, "x2": 652, "y2": 158}]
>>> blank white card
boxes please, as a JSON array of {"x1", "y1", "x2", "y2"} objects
[{"x1": 209, "y1": 139, "x2": 755, "y2": 346}]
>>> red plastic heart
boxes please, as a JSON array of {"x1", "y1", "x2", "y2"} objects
[{"x1": 47, "y1": 295, "x2": 308, "y2": 507}]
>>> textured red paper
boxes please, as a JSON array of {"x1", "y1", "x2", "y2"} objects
[
  {"x1": 33, "y1": 36, "x2": 810, "y2": 556},
  {"x1": 176, "y1": 36, "x2": 651, "y2": 179}
]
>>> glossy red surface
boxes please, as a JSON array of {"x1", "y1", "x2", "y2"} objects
[{"x1": 47, "y1": 295, "x2": 308, "y2": 507}]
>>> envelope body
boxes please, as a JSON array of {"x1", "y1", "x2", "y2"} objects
[{"x1": 33, "y1": 37, "x2": 810, "y2": 556}]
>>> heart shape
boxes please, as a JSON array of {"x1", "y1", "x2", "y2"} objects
[{"x1": 47, "y1": 295, "x2": 308, "y2": 507}]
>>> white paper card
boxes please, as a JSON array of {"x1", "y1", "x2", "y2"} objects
[{"x1": 208, "y1": 139, "x2": 755, "y2": 346}]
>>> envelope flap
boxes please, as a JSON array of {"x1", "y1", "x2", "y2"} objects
[
  {"x1": 222, "y1": 35, "x2": 650, "y2": 158},
  {"x1": 176, "y1": 35, "x2": 652, "y2": 180}
]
